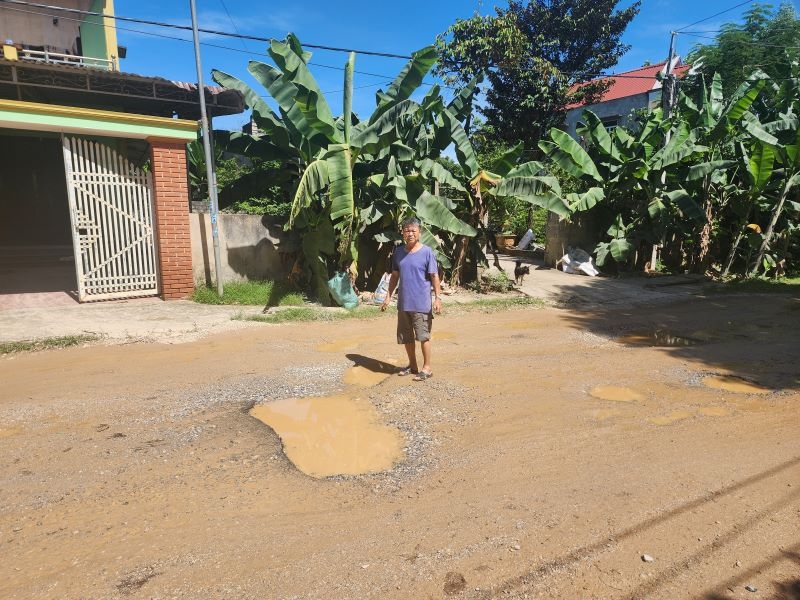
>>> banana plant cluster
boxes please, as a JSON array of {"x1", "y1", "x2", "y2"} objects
[
  {"x1": 210, "y1": 35, "x2": 567, "y2": 299},
  {"x1": 539, "y1": 66, "x2": 800, "y2": 278}
]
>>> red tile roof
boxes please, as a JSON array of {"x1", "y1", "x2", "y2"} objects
[{"x1": 566, "y1": 59, "x2": 690, "y2": 110}]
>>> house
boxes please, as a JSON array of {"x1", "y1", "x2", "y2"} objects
[
  {"x1": 564, "y1": 56, "x2": 690, "y2": 139},
  {"x1": 0, "y1": 1, "x2": 244, "y2": 304}
]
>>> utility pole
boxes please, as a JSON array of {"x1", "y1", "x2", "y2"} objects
[
  {"x1": 189, "y1": 0, "x2": 224, "y2": 297},
  {"x1": 652, "y1": 30, "x2": 678, "y2": 273},
  {"x1": 662, "y1": 31, "x2": 678, "y2": 118}
]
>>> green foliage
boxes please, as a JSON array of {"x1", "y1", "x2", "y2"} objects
[
  {"x1": 539, "y1": 59, "x2": 800, "y2": 278},
  {"x1": 436, "y1": 0, "x2": 640, "y2": 153},
  {"x1": 687, "y1": 3, "x2": 800, "y2": 99},
  {"x1": 209, "y1": 35, "x2": 568, "y2": 295},
  {"x1": 192, "y1": 280, "x2": 304, "y2": 306}
]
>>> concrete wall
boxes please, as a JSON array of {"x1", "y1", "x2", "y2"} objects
[
  {"x1": 544, "y1": 211, "x2": 601, "y2": 267},
  {"x1": 0, "y1": 0, "x2": 91, "y2": 54},
  {"x1": 190, "y1": 213, "x2": 297, "y2": 286},
  {"x1": 565, "y1": 92, "x2": 655, "y2": 139}
]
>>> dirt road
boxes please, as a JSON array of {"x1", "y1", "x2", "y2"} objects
[{"x1": 1, "y1": 292, "x2": 798, "y2": 599}]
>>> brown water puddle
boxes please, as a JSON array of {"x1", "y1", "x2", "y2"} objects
[
  {"x1": 702, "y1": 375, "x2": 771, "y2": 394},
  {"x1": 589, "y1": 385, "x2": 644, "y2": 403},
  {"x1": 250, "y1": 395, "x2": 403, "y2": 478},
  {"x1": 618, "y1": 330, "x2": 700, "y2": 347},
  {"x1": 343, "y1": 365, "x2": 391, "y2": 387},
  {"x1": 649, "y1": 411, "x2": 692, "y2": 425}
]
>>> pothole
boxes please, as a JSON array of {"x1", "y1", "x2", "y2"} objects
[
  {"x1": 250, "y1": 394, "x2": 404, "y2": 478},
  {"x1": 589, "y1": 385, "x2": 644, "y2": 402},
  {"x1": 702, "y1": 375, "x2": 771, "y2": 394},
  {"x1": 618, "y1": 330, "x2": 701, "y2": 347}
]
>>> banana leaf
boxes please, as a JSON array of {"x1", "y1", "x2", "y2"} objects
[
  {"x1": 371, "y1": 46, "x2": 437, "y2": 122},
  {"x1": 539, "y1": 129, "x2": 602, "y2": 182},
  {"x1": 664, "y1": 189, "x2": 704, "y2": 222},
  {"x1": 289, "y1": 160, "x2": 329, "y2": 227},
  {"x1": 325, "y1": 144, "x2": 355, "y2": 222},
  {"x1": 414, "y1": 191, "x2": 477, "y2": 236},
  {"x1": 418, "y1": 159, "x2": 467, "y2": 193}
]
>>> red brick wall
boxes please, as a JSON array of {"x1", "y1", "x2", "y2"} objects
[{"x1": 149, "y1": 138, "x2": 194, "y2": 300}]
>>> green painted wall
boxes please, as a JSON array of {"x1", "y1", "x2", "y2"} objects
[
  {"x1": 0, "y1": 105, "x2": 198, "y2": 141},
  {"x1": 80, "y1": 0, "x2": 109, "y2": 66}
]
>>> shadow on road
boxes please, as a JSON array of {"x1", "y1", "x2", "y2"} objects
[
  {"x1": 548, "y1": 280, "x2": 800, "y2": 391},
  {"x1": 345, "y1": 353, "x2": 398, "y2": 374}
]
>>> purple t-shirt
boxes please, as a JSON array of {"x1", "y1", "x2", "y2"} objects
[{"x1": 392, "y1": 244, "x2": 438, "y2": 313}]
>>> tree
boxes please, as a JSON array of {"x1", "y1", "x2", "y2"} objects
[
  {"x1": 436, "y1": 0, "x2": 640, "y2": 154},
  {"x1": 686, "y1": 2, "x2": 800, "y2": 98}
]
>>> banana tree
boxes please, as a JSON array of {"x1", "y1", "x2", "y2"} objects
[
  {"x1": 675, "y1": 71, "x2": 774, "y2": 272},
  {"x1": 538, "y1": 109, "x2": 705, "y2": 270},
  {"x1": 748, "y1": 64, "x2": 800, "y2": 276}
]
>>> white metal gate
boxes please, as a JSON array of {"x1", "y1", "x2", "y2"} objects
[{"x1": 63, "y1": 136, "x2": 159, "y2": 302}]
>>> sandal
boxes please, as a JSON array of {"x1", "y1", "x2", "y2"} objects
[
  {"x1": 397, "y1": 366, "x2": 418, "y2": 376},
  {"x1": 413, "y1": 371, "x2": 433, "y2": 381}
]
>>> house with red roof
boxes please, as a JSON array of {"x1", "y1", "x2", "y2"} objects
[{"x1": 564, "y1": 56, "x2": 690, "y2": 139}]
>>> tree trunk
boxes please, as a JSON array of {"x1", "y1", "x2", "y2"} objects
[
  {"x1": 697, "y1": 176, "x2": 713, "y2": 274},
  {"x1": 722, "y1": 228, "x2": 745, "y2": 278},
  {"x1": 748, "y1": 183, "x2": 792, "y2": 277}
]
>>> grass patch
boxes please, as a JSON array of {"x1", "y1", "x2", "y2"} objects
[
  {"x1": 236, "y1": 295, "x2": 545, "y2": 324},
  {"x1": 192, "y1": 280, "x2": 305, "y2": 306},
  {"x1": 238, "y1": 305, "x2": 383, "y2": 324},
  {"x1": 1, "y1": 334, "x2": 101, "y2": 355},
  {"x1": 708, "y1": 276, "x2": 800, "y2": 296},
  {"x1": 447, "y1": 296, "x2": 547, "y2": 313}
]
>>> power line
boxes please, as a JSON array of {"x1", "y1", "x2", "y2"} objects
[
  {"x1": 675, "y1": 0, "x2": 756, "y2": 32},
  {"x1": 0, "y1": 0, "x2": 414, "y2": 59},
  {"x1": 218, "y1": 0, "x2": 248, "y2": 53},
  {"x1": 0, "y1": 1, "x2": 428, "y2": 84},
  {"x1": 682, "y1": 32, "x2": 800, "y2": 50}
]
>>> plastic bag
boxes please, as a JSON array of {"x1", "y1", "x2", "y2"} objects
[
  {"x1": 560, "y1": 247, "x2": 599, "y2": 276},
  {"x1": 373, "y1": 273, "x2": 391, "y2": 305},
  {"x1": 327, "y1": 272, "x2": 359, "y2": 309},
  {"x1": 516, "y1": 229, "x2": 534, "y2": 250}
]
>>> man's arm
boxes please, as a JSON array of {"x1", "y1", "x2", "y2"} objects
[{"x1": 430, "y1": 273, "x2": 442, "y2": 314}]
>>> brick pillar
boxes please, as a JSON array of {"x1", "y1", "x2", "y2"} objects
[{"x1": 149, "y1": 138, "x2": 194, "y2": 300}]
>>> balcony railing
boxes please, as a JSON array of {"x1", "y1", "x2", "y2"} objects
[{"x1": 11, "y1": 47, "x2": 117, "y2": 71}]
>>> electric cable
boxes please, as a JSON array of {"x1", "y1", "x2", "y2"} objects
[{"x1": 0, "y1": 0, "x2": 414, "y2": 59}]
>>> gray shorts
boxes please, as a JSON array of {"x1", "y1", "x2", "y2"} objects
[{"x1": 397, "y1": 311, "x2": 433, "y2": 344}]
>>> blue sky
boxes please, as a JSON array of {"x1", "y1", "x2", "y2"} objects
[{"x1": 114, "y1": 0, "x2": 799, "y2": 130}]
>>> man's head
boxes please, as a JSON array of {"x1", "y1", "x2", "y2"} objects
[{"x1": 401, "y1": 217, "x2": 421, "y2": 241}]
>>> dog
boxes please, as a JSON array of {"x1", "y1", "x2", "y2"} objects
[{"x1": 514, "y1": 260, "x2": 530, "y2": 285}]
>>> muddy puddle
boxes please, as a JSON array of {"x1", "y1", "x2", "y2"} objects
[
  {"x1": 250, "y1": 395, "x2": 403, "y2": 478},
  {"x1": 589, "y1": 385, "x2": 644, "y2": 402},
  {"x1": 702, "y1": 375, "x2": 771, "y2": 394},
  {"x1": 343, "y1": 365, "x2": 392, "y2": 387},
  {"x1": 618, "y1": 330, "x2": 700, "y2": 347}
]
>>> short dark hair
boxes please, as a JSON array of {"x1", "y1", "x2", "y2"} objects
[{"x1": 401, "y1": 217, "x2": 421, "y2": 230}]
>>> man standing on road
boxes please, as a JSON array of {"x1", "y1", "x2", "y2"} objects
[{"x1": 380, "y1": 217, "x2": 442, "y2": 381}]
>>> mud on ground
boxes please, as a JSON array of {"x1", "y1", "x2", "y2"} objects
[{"x1": 1, "y1": 291, "x2": 799, "y2": 599}]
